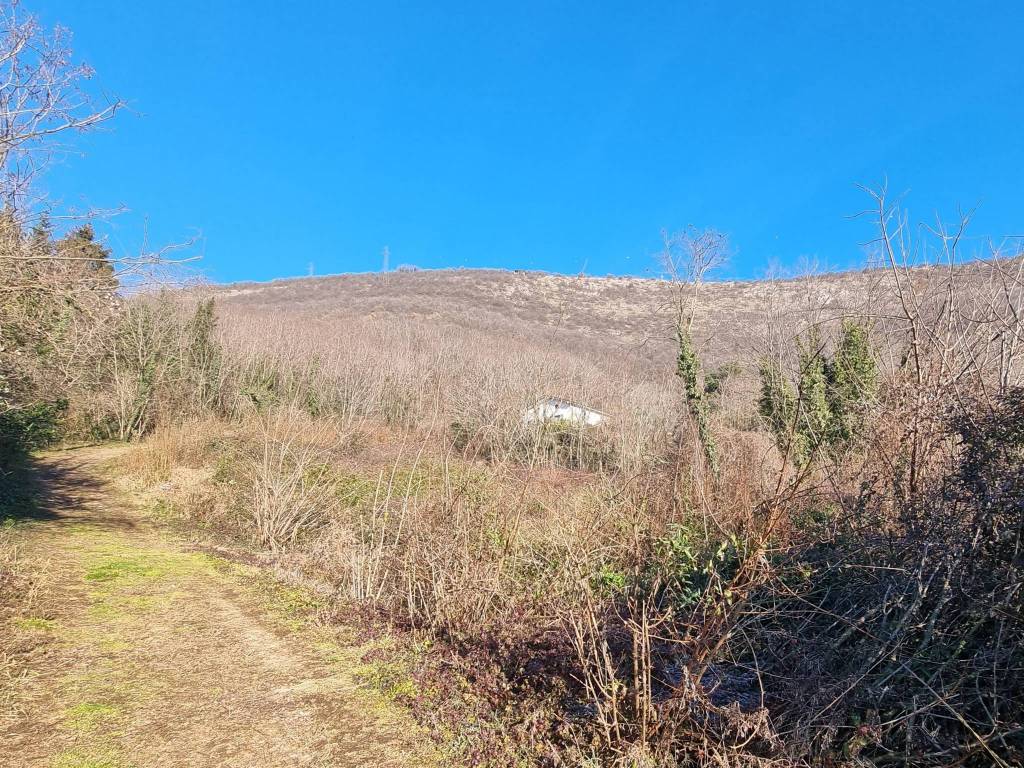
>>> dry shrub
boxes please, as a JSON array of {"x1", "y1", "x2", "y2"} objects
[
  {"x1": 216, "y1": 311, "x2": 678, "y2": 474},
  {"x1": 239, "y1": 405, "x2": 344, "y2": 551},
  {"x1": 747, "y1": 389, "x2": 1024, "y2": 766},
  {"x1": 321, "y1": 452, "x2": 537, "y2": 631}
]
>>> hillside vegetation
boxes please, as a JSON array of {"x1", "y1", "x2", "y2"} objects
[
  {"x1": 1, "y1": 4, "x2": 1022, "y2": 765},
  {"x1": 7, "y1": 206, "x2": 1023, "y2": 766},
  {"x1": 214, "y1": 262, "x2": 893, "y2": 369}
]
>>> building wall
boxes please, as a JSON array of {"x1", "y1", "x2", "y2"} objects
[{"x1": 523, "y1": 401, "x2": 604, "y2": 426}]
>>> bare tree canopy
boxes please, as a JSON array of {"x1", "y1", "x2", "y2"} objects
[
  {"x1": 0, "y1": 2, "x2": 199, "y2": 293},
  {"x1": 659, "y1": 226, "x2": 729, "y2": 285},
  {"x1": 0, "y1": 0, "x2": 123, "y2": 209}
]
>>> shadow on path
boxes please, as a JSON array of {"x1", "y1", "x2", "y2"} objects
[{"x1": 2, "y1": 445, "x2": 137, "y2": 531}]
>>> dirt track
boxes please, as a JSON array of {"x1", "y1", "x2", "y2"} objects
[{"x1": 0, "y1": 446, "x2": 434, "y2": 768}]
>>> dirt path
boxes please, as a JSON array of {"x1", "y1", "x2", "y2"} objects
[{"x1": 0, "y1": 447, "x2": 436, "y2": 768}]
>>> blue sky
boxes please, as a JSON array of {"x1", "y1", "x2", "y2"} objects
[{"x1": 39, "y1": 1, "x2": 1024, "y2": 283}]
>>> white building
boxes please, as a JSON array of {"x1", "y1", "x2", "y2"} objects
[{"x1": 522, "y1": 398, "x2": 607, "y2": 427}]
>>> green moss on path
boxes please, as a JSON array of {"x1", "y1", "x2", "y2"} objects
[{"x1": 0, "y1": 446, "x2": 437, "y2": 768}]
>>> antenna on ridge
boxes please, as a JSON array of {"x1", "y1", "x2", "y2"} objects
[{"x1": 381, "y1": 245, "x2": 390, "y2": 273}]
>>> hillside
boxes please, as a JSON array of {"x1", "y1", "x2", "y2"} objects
[
  {"x1": 8, "y1": 251, "x2": 1023, "y2": 766},
  {"x1": 211, "y1": 266, "x2": 896, "y2": 370}
]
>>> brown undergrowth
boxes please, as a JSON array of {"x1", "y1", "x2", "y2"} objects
[
  {"x1": 114, "y1": 237, "x2": 1024, "y2": 766},
  {"x1": 120, "y1": 371, "x2": 1023, "y2": 766},
  {"x1": 7, "y1": 190, "x2": 1022, "y2": 766}
]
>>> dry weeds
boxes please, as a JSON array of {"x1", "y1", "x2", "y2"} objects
[{"x1": 0, "y1": 447, "x2": 436, "y2": 768}]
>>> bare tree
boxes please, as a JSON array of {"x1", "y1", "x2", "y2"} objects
[
  {"x1": 659, "y1": 225, "x2": 729, "y2": 331},
  {"x1": 658, "y1": 226, "x2": 729, "y2": 482},
  {"x1": 0, "y1": 0, "x2": 123, "y2": 210},
  {"x1": 0, "y1": 2, "x2": 199, "y2": 298},
  {"x1": 0, "y1": 2, "x2": 202, "y2": 443}
]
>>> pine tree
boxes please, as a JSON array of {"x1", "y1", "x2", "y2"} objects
[
  {"x1": 29, "y1": 212, "x2": 53, "y2": 257},
  {"x1": 58, "y1": 224, "x2": 115, "y2": 282}
]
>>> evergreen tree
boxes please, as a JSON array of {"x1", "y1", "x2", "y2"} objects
[
  {"x1": 758, "y1": 321, "x2": 878, "y2": 466},
  {"x1": 826, "y1": 321, "x2": 878, "y2": 445},
  {"x1": 29, "y1": 212, "x2": 53, "y2": 257},
  {"x1": 58, "y1": 224, "x2": 115, "y2": 282}
]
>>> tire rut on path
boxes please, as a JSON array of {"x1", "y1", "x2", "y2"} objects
[{"x1": 0, "y1": 446, "x2": 435, "y2": 768}]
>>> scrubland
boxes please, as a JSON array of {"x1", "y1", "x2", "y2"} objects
[
  {"x1": 1, "y1": 4, "x2": 1018, "y2": 764},
  {"x1": 4, "y1": 196, "x2": 1024, "y2": 766}
]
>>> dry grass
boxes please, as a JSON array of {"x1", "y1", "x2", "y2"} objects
[
  {"x1": 118, "y1": 416, "x2": 224, "y2": 484},
  {"x1": 0, "y1": 523, "x2": 32, "y2": 729},
  {"x1": 95, "y1": 217, "x2": 1024, "y2": 766},
  {"x1": 1, "y1": 448, "x2": 436, "y2": 768}
]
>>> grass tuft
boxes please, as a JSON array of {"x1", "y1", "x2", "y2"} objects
[
  {"x1": 12, "y1": 616, "x2": 56, "y2": 631},
  {"x1": 63, "y1": 701, "x2": 121, "y2": 731},
  {"x1": 84, "y1": 558, "x2": 160, "y2": 583}
]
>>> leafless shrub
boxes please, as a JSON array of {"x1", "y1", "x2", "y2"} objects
[{"x1": 239, "y1": 406, "x2": 343, "y2": 551}]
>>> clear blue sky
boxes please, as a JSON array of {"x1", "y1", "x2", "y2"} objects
[{"x1": 39, "y1": 1, "x2": 1024, "y2": 283}]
